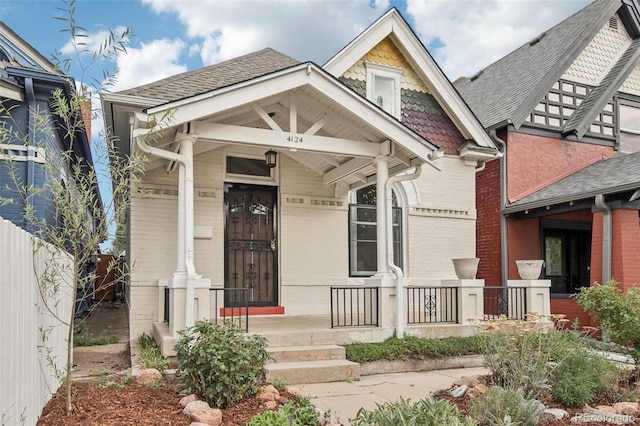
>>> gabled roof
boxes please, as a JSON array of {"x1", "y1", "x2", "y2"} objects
[
  {"x1": 104, "y1": 50, "x2": 443, "y2": 189},
  {"x1": 0, "y1": 21, "x2": 55, "y2": 73},
  {"x1": 504, "y1": 151, "x2": 640, "y2": 213},
  {"x1": 118, "y1": 48, "x2": 300, "y2": 104},
  {"x1": 563, "y1": 37, "x2": 640, "y2": 138},
  {"x1": 457, "y1": 0, "x2": 634, "y2": 131},
  {"x1": 324, "y1": 8, "x2": 498, "y2": 154}
]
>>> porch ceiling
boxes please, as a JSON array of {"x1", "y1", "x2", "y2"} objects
[{"x1": 146, "y1": 77, "x2": 436, "y2": 189}]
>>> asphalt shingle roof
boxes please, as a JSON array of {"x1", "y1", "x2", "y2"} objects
[
  {"x1": 117, "y1": 48, "x2": 301, "y2": 104},
  {"x1": 456, "y1": 0, "x2": 614, "y2": 129},
  {"x1": 509, "y1": 151, "x2": 640, "y2": 208}
]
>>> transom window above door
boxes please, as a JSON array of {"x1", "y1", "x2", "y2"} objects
[{"x1": 225, "y1": 154, "x2": 277, "y2": 184}]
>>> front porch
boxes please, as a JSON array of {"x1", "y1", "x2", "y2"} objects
[{"x1": 152, "y1": 279, "x2": 552, "y2": 357}]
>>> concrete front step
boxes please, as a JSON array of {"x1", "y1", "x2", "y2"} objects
[
  {"x1": 265, "y1": 359, "x2": 360, "y2": 385},
  {"x1": 267, "y1": 345, "x2": 346, "y2": 364}
]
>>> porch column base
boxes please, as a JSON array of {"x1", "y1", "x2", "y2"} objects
[
  {"x1": 365, "y1": 275, "x2": 399, "y2": 329},
  {"x1": 159, "y1": 276, "x2": 211, "y2": 337},
  {"x1": 507, "y1": 279, "x2": 551, "y2": 319},
  {"x1": 442, "y1": 279, "x2": 485, "y2": 324}
]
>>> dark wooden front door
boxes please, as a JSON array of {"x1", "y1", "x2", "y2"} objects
[
  {"x1": 542, "y1": 225, "x2": 591, "y2": 294},
  {"x1": 224, "y1": 184, "x2": 277, "y2": 306}
]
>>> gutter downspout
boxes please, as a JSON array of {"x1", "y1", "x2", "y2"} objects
[
  {"x1": 385, "y1": 165, "x2": 422, "y2": 339},
  {"x1": 25, "y1": 77, "x2": 36, "y2": 233},
  {"x1": 594, "y1": 194, "x2": 612, "y2": 284},
  {"x1": 133, "y1": 118, "x2": 198, "y2": 328},
  {"x1": 489, "y1": 130, "x2": 508, "y2": 286}
]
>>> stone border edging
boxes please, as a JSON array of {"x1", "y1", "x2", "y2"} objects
[{"x1": 359, "y1": 354, "x2": 484, "y2": 376}]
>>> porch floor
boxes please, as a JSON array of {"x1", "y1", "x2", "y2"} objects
[{"x1": 155, "y1": 314, "x2": 476, "y2": 356}]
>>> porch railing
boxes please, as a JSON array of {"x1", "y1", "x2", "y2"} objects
[
  {"x1": 210, "y1": 288, "x2": 250, "y2": 332},
  {"x1": 483, "y1": 286, "x2": 527, "y2": 320},
  {"x1": 406, "y1": 286, "x2": 459, "y2": 324},
  {"x1": 330, "y1": 286, "x2": 379, "y2": 328}
]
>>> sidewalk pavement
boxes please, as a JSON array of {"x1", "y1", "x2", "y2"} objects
[{"x1": 298, "y1": 366, "x2": 489, "y2": 425}]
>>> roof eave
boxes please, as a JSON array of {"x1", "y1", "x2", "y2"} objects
[{"x1": 502, "y1": 182, "x2": 640, "y2": 214}]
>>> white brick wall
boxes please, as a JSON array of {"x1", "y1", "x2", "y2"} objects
[{"x1": 128, "y1": 146, "x2": 478, "y2": 331}]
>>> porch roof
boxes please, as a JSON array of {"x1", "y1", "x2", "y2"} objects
[
  {"x1": 503, "y1": 151, "x2": 640, "y2": 214},
  {"x1": 105, "y1": 49, "x2": 444, "y2": 189}
]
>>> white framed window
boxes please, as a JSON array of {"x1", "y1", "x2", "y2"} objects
[
  {"x1": 619, "y1": 104, "x2": 640, "y2": 134},
  {"x1": 618, "y1": 100, "x2": 640, "y2": 154},
  {"x1": 365, "y1": 62, "x2": 402, "y2": 119},
  {"x1": 348, "y1": 184, "x2": 403, "y2": 276}
]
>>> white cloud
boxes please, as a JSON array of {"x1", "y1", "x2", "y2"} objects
[
  {"x1": 60, "y1": 26, "x2": 131, "y2": 58},
  {"x1": 142, "y1": 0, "x2": 389, "y2": 65},
  {"x1": 112, "y1": 38, "x2": 187, "y2": 91},
  {"x1": 406, "y1": 0, "x2": 590, "y2": 79}
]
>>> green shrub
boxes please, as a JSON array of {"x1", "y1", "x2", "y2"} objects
[
  {"x1": 345, "y1": 335, "x2": 480, "y2": 363},
  {"x1": 469, "y1": 386, "x2": 544, "y2": 426},
  {"x1": 478, "y1": 315, "x2": 582, "y2": 398},
  {"x1": 551, "y1": 350, "x2": 621, "y2": 407},
  {"x1": 174, "y1": 320, "x2": 269, "y2": 408},
  {"x1": 137, "y1": 333, "x2": 168, "y2": 372},
  {"x1": 350, "y1": 397, "x2": 476, "y2": 426},
  {"x1": 575, "y1": 280, "x2": 640, "y2": 365},
  {"x1": 248, "y1": 399, "x2": 317, "y2": 426}
]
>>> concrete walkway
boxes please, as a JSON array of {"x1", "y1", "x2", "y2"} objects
[{"x1": 298, "y1": 367, "x2": 488, "y2": 425}]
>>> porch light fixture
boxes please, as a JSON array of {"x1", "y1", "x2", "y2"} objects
[{"x1": 265, "y1": 149, "x2": 277, "y2": 168}]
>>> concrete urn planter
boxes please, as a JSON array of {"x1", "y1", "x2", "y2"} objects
[
  {"x1": 452, "y1": 258, "x2": 480, "y2": 279},
  {"x1": 515, "y1": 260, "x2": 544, "y2": 280}
]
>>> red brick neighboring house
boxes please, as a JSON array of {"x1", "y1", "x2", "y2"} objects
[{"x1": 457, "y1": 0, "x2": 640, "y2": 325}]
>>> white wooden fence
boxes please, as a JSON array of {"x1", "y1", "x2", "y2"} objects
[{"x1": 0, "y1": 218, "x2": 73, "y2": 426}]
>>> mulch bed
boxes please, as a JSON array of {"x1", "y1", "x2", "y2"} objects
[{"x1": 38, "y1": 380, "x2": 298, "y2": 426}]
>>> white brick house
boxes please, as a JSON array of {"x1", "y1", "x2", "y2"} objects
[{"x1": 102, "y1": 9, "x2": 499, "y2": 354}]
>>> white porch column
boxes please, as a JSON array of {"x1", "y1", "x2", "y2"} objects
[
  {"x1": 442, "y1": 279, "x2": 485, "y2": 324},
  {"x1": 375, "y1": 155, "x2": 389, "y2": 276},
  {"x1": 365, "y1": 155, "x2": 396, "y2": 331},
  {"x1": 507, "y1": 279, "x2": 551, "y2": 318},
  {"x1": 161, "y1": 132, "x2": 211, "y2": 342}
]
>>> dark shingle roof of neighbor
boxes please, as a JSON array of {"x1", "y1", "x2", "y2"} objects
[
  {"x1": 117, "y1": 48, "x2": 301, "y2": 104},
  {"x1": 456, "y1": 0, "x2": 615, "y2": 129},
  {"x1": 509, "y1": 151, "x2": 640, "y2": 209}
]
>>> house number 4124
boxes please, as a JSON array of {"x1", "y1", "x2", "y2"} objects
[{"x1": 287, "y1": 135, "x2": 303, "y2": 144}]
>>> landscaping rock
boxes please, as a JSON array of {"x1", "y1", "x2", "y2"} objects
[
  {"x1": 191, "y1": 408, "x2": 222, "y2": 426},
  {"x1": 136, "y1": 368, "x2": 163, "y2": 385},
  {"x1": 465, "y1": 383, "x2": 487, "y2": 398},
  {"x1": 287, "y1": 386, "x2": 303, "y2": 397},
  {"x1": 264, "y1": 400, "x2": 279, "y2": 410},
  {"x1": 454, "y1": 376, "x2": 480, "y2": 388},
  {"x1": 257, "y1": 391, "x2": 276, "y2": 402},
  {"x1": 183, "y1": 400, "x2": 211, "y2": 417},
  {"x1": 179, "y1": 394, "x2": 199, "y2": 407},
  {"x1": 614, "y1": 402, "x2": 640, "y2": 416},
  {"x1": 263, "y1": 385, "x2": 279, "y2": 396},
  {"x1": 544, "y1": 408, "x2": 569, "y2": 420},
  {"x1": 571, "y1": 406, "x2": 636, "y2": 424},
  {"x1": 451, "y1": 385, "x2": 468, "y2": 398},
  {"x1": 596, "y1": 405, "x2": 618, "y2": 414}
]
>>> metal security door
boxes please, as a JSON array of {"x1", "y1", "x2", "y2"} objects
[{"x1": 225, "y1": 185, "x2": 277, "y2": 306}]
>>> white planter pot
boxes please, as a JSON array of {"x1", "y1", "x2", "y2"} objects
[
  {"x1": 515, "y1": 260, "x2": 544, "y2": 280},
  {"x1": 452, "y1": 258, "x2": 480, "y2": 279}
]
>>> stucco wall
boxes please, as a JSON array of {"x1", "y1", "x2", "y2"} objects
[{"x1": 506, "y1": 133, "x2": 614, "y2": 204}]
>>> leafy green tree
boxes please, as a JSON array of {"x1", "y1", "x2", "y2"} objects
[{"x1": 1, "y1": 0, "x2": 145, "y2": 415}]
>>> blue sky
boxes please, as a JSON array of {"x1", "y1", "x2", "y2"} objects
[{"x1": 1, "y1": 0, "x2": 591, "y2": 247}]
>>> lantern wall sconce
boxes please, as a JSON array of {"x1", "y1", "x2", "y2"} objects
[{"x1": 265, "y1": 149, "x2": 277, "y2": 168}]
